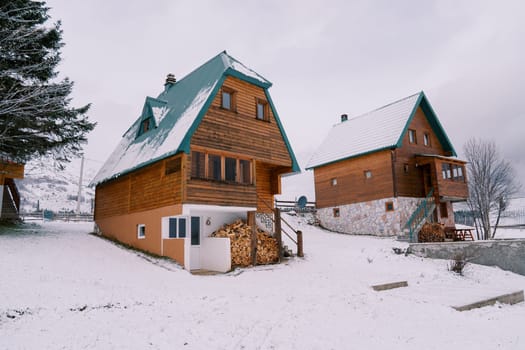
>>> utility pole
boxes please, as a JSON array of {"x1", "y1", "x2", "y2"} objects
[{"x1": 76, "y1": 156, "x2": 84, "y2": 214}]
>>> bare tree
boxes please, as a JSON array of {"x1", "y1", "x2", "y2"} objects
[{"x1": 464, "y1": 138, "x2": 520, "y2": 239}]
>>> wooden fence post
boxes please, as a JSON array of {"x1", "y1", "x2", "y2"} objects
[
  {"x1": 247, "y1": 211, "x2": 257, "y2": 266},
  {"x1": 297, "y1": 230, "x2": 304, "y2": 257},
  {"x1": 274, "y1": 208, "x2": 282, "y2": 261}
]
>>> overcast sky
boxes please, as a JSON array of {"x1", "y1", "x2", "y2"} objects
[{"x1": 46, "y1": 0, "x2": 525, "y2": 191}]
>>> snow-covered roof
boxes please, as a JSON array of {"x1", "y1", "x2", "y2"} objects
[
  {"x1": 306, "y1": 91, "x2": 456, "y2": 169},
  {"x1": 91, "y1": 51, "x2": 297, "y2": 185}
]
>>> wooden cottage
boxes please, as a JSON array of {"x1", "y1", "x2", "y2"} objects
[
  {"x1": 91, "y1": 51, "x2": 299, "y2": 271},
  {"x1": 0, "y1": 156, "x2": 24, "y2": 221},
  {"x1": 306, "y1": 92, "x2": 468, "y2": 241}
]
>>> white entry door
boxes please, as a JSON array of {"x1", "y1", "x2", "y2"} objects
[{"x1": 189, "y1": 216, "x2": 201, "y2": 270}]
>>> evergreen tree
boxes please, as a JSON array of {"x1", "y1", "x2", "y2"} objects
[{"x1": 0, "y1": 0, "x2": 95, "y2": 165}]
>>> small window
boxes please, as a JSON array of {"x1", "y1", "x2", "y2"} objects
[
  {"x1": 256, "y1": 99, "x2": 268, "y2": 121},
  {"x1": 331, "y1": 178, "x2": 338, "y2": 186},
  {"x1": 221, "y1": 87, "x2": 236, "y2": 111},
  {"x1": 140, "y1": 118, "x2": 151, "y2": 134},
  {"x1": 440, "y1": 202, "x2": 448, "y2": 218},
  {"x1": 403, "y1": 163, "x2": 409, "y2": 174},
  {"x1": 423, "y1": 133, "x2": 430, "y2": 147},
  {"x1": 333, "y1": 208, "x2": 340, "y2": 217},
  {"x1": 178, "y1": 218, "x2": 187, "y2": 238},
  {"x1": 385, "y1": 201, "x2": 394, "y2": 212},
  {"x1": 364, "y1": 170, "x2": 372, "y2": 179},
  {"x1": 191, "y1": 151, "x2": 205, "y2": 179},
  {"x1": 408, "y1": 129, "x2": 417, "y2": 144},
  {"x1": 165, "y1": 158, "x2": 181, "y2": 176},
  {"x1": 442, "y1": 163, "x2": 451, "y2": 179},
  {"x1": 225, "y1": 157, "x2": 237, "y2": 182},
  {"x1": 137, "y1": 224, "x2": 146, "y2": 239},
  {"x1": 166, "y1": 217, "x2": 187, "y2": 238},
  {"x1": 208, "y1": 154, "x2": 222, "y2": 181}
]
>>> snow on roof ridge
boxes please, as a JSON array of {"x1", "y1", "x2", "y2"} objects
[{"x1": 343, "y1": 91, "x2": 422, "y2": 124}]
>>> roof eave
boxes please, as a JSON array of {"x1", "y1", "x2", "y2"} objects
[
  {"x1": 224, "y1": 68, "x2": 272, "y2": 89},
  {"x1": 305, "y1": 145, "x2": 396, "y2": 170}
]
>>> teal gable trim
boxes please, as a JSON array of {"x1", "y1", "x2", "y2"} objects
[
  {"x1": 264, "y1": 90, "x2": 300, "y2": 173},
  {"x1": 224, "y1": 68, "x2": 272, "y2": 89},
  {"x1": 305, "y1": 146, "x2": 394, "y2": 170},
  {"x1": 395, "y1": 92, "x2": 424, "y2": 148},
  {"x1": 395, "y1": 91, "x2": 457, "y2": 156},
  {"x1": 177, "y1": 75, "x2": 227, "y2": 154}
]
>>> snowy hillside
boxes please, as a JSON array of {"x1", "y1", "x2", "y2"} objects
[
  {"x1": 16, "y1": 158, "x2": 100, "y2": 213},
  {"x1": 1, "y1": 220, "x2": 524, "y2": 349}
]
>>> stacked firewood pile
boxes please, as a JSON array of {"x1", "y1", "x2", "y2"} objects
[
  {"x1": 210, "y1": 220, "x2": 279, "y2": 267},
  {"x1": 418, "y1": 223, "x2": 445, "y2": 242}
]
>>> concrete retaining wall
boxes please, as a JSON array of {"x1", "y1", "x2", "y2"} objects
[{"x1": 409, "y1": 239, "x2": 525, "y2": 276}]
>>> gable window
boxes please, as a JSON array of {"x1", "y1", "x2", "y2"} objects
[
  {"x1": 221, "y1": 87, "x2": 236, "y2": 111},
  {"x1": 139, "y1": 118, "x2": 152, "y2": 136},
  {"x1": 331, "y1": 178, "x2": 338, "y2": 186},
  {"x1": 423, "y1": 132, "x2": 430, "y2": 147},
  {"x1": 208, "y1": 154, "x2": 222, "y2": 181},
  {"x1": 239, "y1": 159, "x2": 252, "y2": 184},
  {"x1": 364, "y1": 170, "x2": 372, "y2": 179},
  {"x1": 191, "y1": 151, "x2": 205, "y2": 178},
  {"x1": 333, "y1": 208, "x2": 340, "y2": 217},
  {"x1": 225, "y1": 157, "x2": 237, "y2": 182},
  {"x1": 256, "y1": 99, "x2": 269, "y2": 121},
  {"x1": 137, "y1": 224, "x2": 146, "y2": 239},
  {"x1": 408, "y1": 129, "x2": 417, "y2": 144},
  {"x1": 385, "y1": 201, "x2": 394, "y2": 212},
  {"x1": 191, "y1": 150, "x2": 252, "y2": 185}
]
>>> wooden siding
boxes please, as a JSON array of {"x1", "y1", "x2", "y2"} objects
[
  {"x1": 394, "y1": 107, "x2": 449, "y2": 197},
  {"x1": 192, "y1": 76, "x2": 292, "y2": 166},
  {"x1": 314, "y1": 150, "x2": 394, "y2": 209},
  {"x1": 95, "y1": 154, "x2": 183, "y2": 220},
  {"x1": 0, "y1": 161, "x2": 24, "y2": 184}
]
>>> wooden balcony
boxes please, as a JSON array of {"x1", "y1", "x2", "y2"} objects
[{"x1": 415, "y1": 154, "x2": 468, "y2": 202}]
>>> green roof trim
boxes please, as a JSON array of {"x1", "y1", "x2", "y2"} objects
[
  {"x1": 265, "y1": 90, "x2": 300, "y2": 173},
  {"x1": 395, "y1": 91, "x2": 457, "y2": 156},
  {"x1": 177, "y1": 75, "x2": 227, "y2": 154}
]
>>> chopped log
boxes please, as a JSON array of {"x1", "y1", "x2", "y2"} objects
[
  {"x1": 418, "y1": 223, "x2": 445, "y2": 243},
  {"x1": 210, "y1": 219, "x2": 279, "y2": 267}
]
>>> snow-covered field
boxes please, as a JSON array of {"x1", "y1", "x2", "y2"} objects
[{"x1": 1, "y1": 220, "x2": 525, "y2": 349}]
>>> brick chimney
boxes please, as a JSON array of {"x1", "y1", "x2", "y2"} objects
[{"x1": 165, "y1": 73, "x2": 176, "y2": 86}]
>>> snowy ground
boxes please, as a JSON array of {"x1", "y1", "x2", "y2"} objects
[{"x1": 1, "y1": 220, "x2": 525, "y2": 349}]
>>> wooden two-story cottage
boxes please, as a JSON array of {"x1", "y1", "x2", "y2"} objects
[
  {"x1": 0, "y1": 156, "x2": 24, "y2": 221},
  {"x1": 306, "y1": 92, "x2": 468, "y2": 241},
  {"x1": 91, "y1": 51, "x2": 299, "y2": 271}
]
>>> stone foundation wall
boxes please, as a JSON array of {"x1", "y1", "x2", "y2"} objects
[
  {"x1": 409, "y1": 239, "x2": 525, "y2": 276},
  {"x1": 317, "y1": 197, "x2": 421, "y2": 236}
]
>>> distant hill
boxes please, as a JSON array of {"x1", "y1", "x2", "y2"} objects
[{"x1": 16, "y1": 158, "x2": 100, "y2": 214}]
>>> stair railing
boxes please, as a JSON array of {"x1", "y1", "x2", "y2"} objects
[
  {"x1": 256, "y1": 194, "x2": 304, "y2": 259},
  {"x1": 404, "y1": 189, "x2": 435, "y2": 242},
  {"x1": 5, "y1": 178, "x2": 20, "y2": 214}
]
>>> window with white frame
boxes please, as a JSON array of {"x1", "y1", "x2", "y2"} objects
[{"x1": 137, "y1": 224, "x2": 146, "y2": 239}]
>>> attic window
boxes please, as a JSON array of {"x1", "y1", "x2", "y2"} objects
[
  {"x1": 140, "y1": 118, "x2": 152, "y2": 135},
  {"x1": 408, "y1": 129, "x2": 417, "y2": 144},
  {"x1": 423, "y1": 132, "x2": 430, "y2": 147},
  {"x1": 221, "y1": 87, "x2": 236, "y2": 111},
  {"x1": 256, "y1": 99, "x2": 269, "y2": 121}
]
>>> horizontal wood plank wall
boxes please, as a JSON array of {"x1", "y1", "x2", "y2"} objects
[
  {"x1": 256, "y1": 162, "x2": 276, "y2": 213},
  {"x1": 434, "y1": 158, "x2": 469, "y2": 199},
  {"x1": 95, "y1": 154, "x2": 183, "y2": 219},
  {"x1": 314, "y1": 150, "x2": 394, "y2": 209},
  {"x1": 192, "y1": 76, "x2": 292, "y2": 166},
  {"x1": 395, "y1": 107, "x2": 448, "y2": 198},
  {"x1": 0, "y1": 162, "x2": 24, "y2": 182}
]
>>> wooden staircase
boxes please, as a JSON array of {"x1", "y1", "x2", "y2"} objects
[{"x1": 400, "y1": 189, "x2": 436, "y2": 243}]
